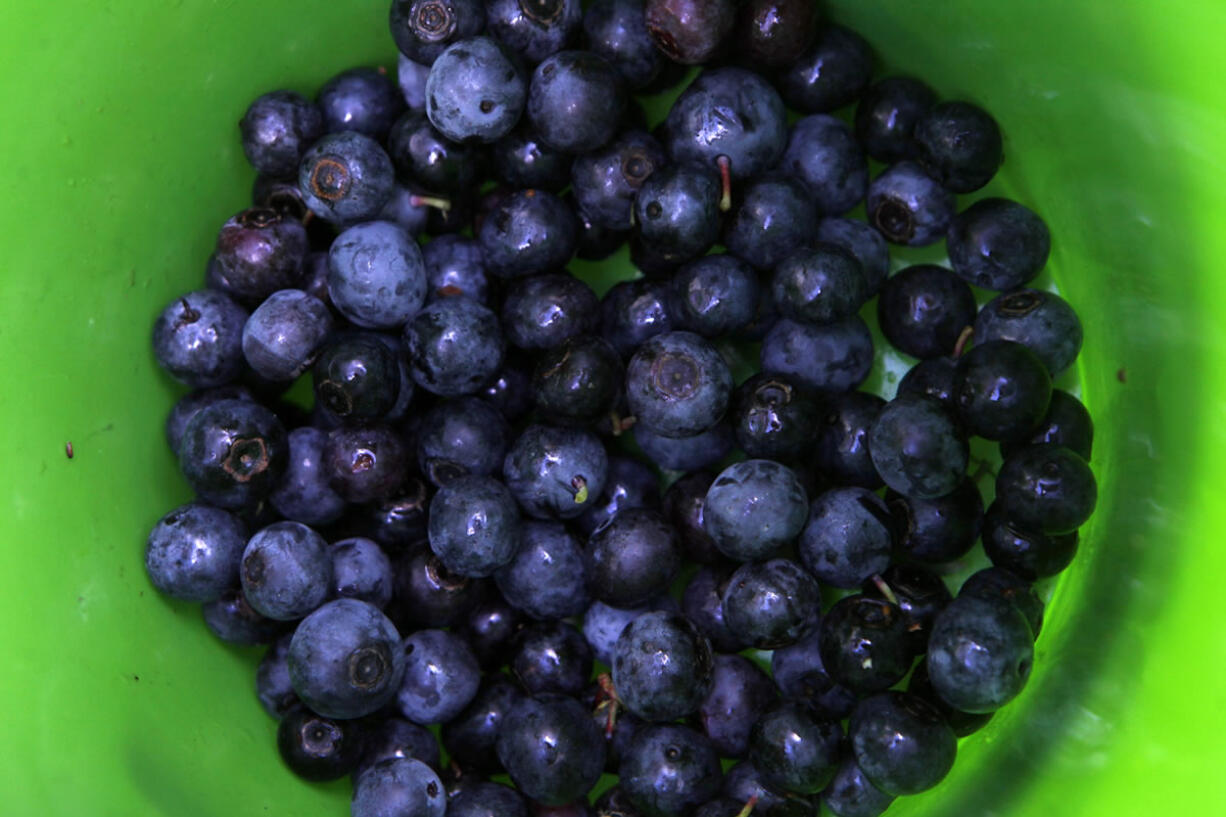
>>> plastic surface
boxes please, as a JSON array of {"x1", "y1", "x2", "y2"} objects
[{"x1": 1, "y1": 1, "x2": 1224, "y2": 815}]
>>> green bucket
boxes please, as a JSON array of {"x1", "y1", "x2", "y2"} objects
[{"x1": 3, "y1": 1, "x2": 1223, "y2": 814}]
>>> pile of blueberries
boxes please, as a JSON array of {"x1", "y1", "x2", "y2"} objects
[{"x1": 144, "y1": 1, "x2": 1100, "y2": 816}]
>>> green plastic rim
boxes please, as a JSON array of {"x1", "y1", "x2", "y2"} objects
[{"x1": 2, "y1": 1, "x2": 1224, "y2": 815}]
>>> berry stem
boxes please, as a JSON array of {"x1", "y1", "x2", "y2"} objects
[
  {"x1": 953, "y1": 325, "x2": 974, "y2": 358},
  {"x1": 734, "y1": 795, "x2": 759, "y2": 817},
  {"x1": 410, "y1": 193, "x2": 453, "y2": 212},
  {"x1": 870, "y1": 574, "x2": 900, "y2": 606},
  {"x1": 571, "y1": 475, "x2": 589, "y2": 504},
  {"x1": 595, "y1": 673, "x2": 621, "y2": 739},
  {"x1": 716, "y1": 155, "x2": 733, "y2": 212}
]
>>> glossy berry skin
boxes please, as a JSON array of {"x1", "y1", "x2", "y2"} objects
[
  {"x1": 404, "y1": 297, "x2": 505, "y2": 397},
  {"x1": 496, "y1": 694, "x2": 606, "y2": 806},
  {"x1": 316, "y1": 67, "x2": 404, "y2": 140},
  {"x1": 502, "y1": 273, "x2": 599, "y2": 349},
  {"x1": 496, "y1": 520, "x2": 589, "y2": 620},
  {"x1": 849, "y1": 692, "x2": 957, "y2": 796},
  {"x1": 612, "y1": 610, "x2": 713, "y2": 722},
  {"x1": 504, "y1": 424, "x2": 608, "y2": 520},
  {"x1": 864, "y1": 564, "x2": 953, "y2": 655},
  {"x1": 428, "y1": 474, "x2": 522, "y2": 577},
  {"x1": 819, "y1": 595, "x2": 913, "y2": 694},
  {"x1": 287, "y1": 598, "x2": 404, "y2": 719},
  {"x1": 442, "y1": 675, "x2": 525, "y2": 771},
  {"x1": 276, "y1": 705, "x2": 363, "y2": 782},
  {"x1": 816, "y1": 218, "x2": 890, "y2": 296},
  {"x1": 456, "y1": 595, "x2": 525, "y2": 670},
  {"x1": 722, "y1": 762, "x2": 810, "y2": 815},
  {"x1": 868, "y1": 393, "x2": 968, "y2": 500},
  {"x1": 480, "y1": 190, "x2": 579, "y2": 279},
  {"x1": 396, "y1": 628, "x2": 481, "y2": 724},
  {"x1": 239, "y1": 90, "x2": 324, "y2": 177},
  {"x1": 854, "y1": 76, "x2": 938, "y2": 164},
  {"x1": 364, "y1": 480, "x2": 431, "y2": 552},
  {"x1": 153, "y1": 290, "x2": 249, "y2": 388},
  {"x1": 731, "y1": 373, "x2": 820, "y2": 462},
  {"x1": 888, "y1": 478, "x2": 984, "y2": 564},
  {"x1": 955, "y1": 340, "x2": 1053, "y2": 442},
  {"x1": 947, "y1": 197, "x2": 1051, "y2": 292},
  {"x1": 626, "y1": 331, "x2": 732, "y2": 438},
  {"x1": 527, "y1": 51, "x2": 626, "y2": 154},
  {"x1": 164, "y1": 385, "x2": 255, "y2": 453},
  {"x1": 389, "y1": 0, "x2": 487, "y2": 66},
  {"x1": 202, "y1": 589, "x2": 287, "y2": 645},
  {"x1": 781, "y1": 115, "x2": 869, "y2": 216},
  {"x1": 358, "y1": 718, "x2": 441, "y2": 776},
  {"x1": 486, "y1": 0, "x2": 582, "y2": 64},
  {"x1": 761, "y1": 316, "x2": 875, "y2": 394},
  {"x1": 586, "y1": 508, "x2": 680, "y2": 607},
  {"x1": 510, "y1": 621, "x2": 593, "y2": 695},
  {"x1": 328, "y1": 220, "x2": 427, "y2": 330},
  {"x1": 620, "y1": 724, "x2": 722, "y2": 817},
  {"x1": 270, "y1": 427, "x2": 346, "y2": 526},
  {"x1": 995, "y1": 443, "x2": 1097, "y2": 534},
  {"x1": 448, "y1": 782, "x2": 529, "y2": 817},
  {"x1": 669, "y1": 254, "x2": 760, "y2": 338},
  {"x1": 773, "y1": 244, "x2": 869, "y2": 326},
  {"x1": 240, "y1": 521, "x2": 332, "y2": 621},
  {"x1": 256, "y1": 635, "x2": 298, "y2": 719},
  {"x1": 633, "y1": 164, "x2": 721, "y2": 267},
  {"x1": 915, "y1": 101, "x2": 1003, "y2": 193},
  {"x1": 975, "y1": 288, "x2": 1083, "y2": 376},
  {"x1": 823, "y1": 757, "x2": 895, "y2": 817},
  {"x1": 663, "y1": 472, "x2": 720, "y2": 564},
  {"x1": 771, "y1": 629, "x2": 858, "y2": 720},
  {"x1": 813, "y1": 391, "x2": 885, "y2": 490},
  {"x1": 387, "y1": 110, "x2": 485, "y2": 195},
  {"x1": 735, "y1": 0, "x2": 818, "y2": 67},
  {"x1": 681, "y1": 564, "x2": 747, "y2": 653},
  {"x1": 1001, "y1": 389, "x2": 1094, "y2": 462},
  {"x1": 391, "y1": 549, "x2": 486, "y2": 630},
  {"x1": 906, "y1": 659, "x2": 993, "y2": 739},
  {"x1": 534, "y1": 336, "x2": 624, "y2": 426},
  {"x1": 299, "y1": 131, "x2": 396, "y2": 225},
  {"x1": 779, "y1": 24, "x2": 874, "y2": 114},
  {"x1": 867, "y1": 161, "x2": 956, "y2": 247},
  {"x1": 927, "y1": 594, "x2": 1034, "y2": 713},
  {"x1": 644, "y1": 0, "x2": 734, "y2": 65},
  {"x1": 665, "y1": 67, "x2": 787, "y2": 181},
  {"x1": 698, "y1": 655, "x2": 776, "y2": 758},
  {"x1": 583, "y1": 599, "x2": 650, "y2": 665},
  {"x1": 144, "y1": 502, "x2": 246, "y2": 603},
  {"x1": 574, "y1": 455, "x2": 660, "y2": 538},
  {"x1": 352, "y1": 758, "x2": 446, "y2": 817},
  {"x1": 982, "y1": 501, "x2": 1079, "y2": 579},
  {"x1": 416, "y1": 398, "x2": 509, "y2": 487},
  {"x1": 313, "y1": 334, "x2": 401, "y2": 424},
  {"x1": 178, "y1": 399, "x2": 288, "y2": 509},
  {"x1": 961, "y1": 568, "x2": 1042, "y2": 634},
  {"x1": 721, "y1": 558, "x2": 822, "y2": 648},
  {"x1": 800, "y1": 488, "x2": 894, "y2": 589},
  {"x1": 422, "y1": 235, "x2": 489, "y2": 304},
  {"x1": 332, "y1": 537, "x2": 395, "y2": 608},
  {"x1": 635, "y1": 420, "x2": 734, "y2": 473},
  {"x1": 600, "y1": 279, "x2": 675, "y2": 358},
  {"x1": 725, "y1": 176, "x2": 818, "y2": 273},
  {"x1": 583, "y1": 0, "x2": 663, "y2": 89},
  {"x1": 749, "y1": 702, "x2": 842, "y2": 796},
  {"x1": 425, "y1": 37, "x2": 526, "y2": 144},
  {"x1": 878, "y1": 264, "x2": 977, "y2": 360},
  {"x1": 323, "y1": 425, "x2": 409, "y2": 503},
  {"x1": 571, "y1": 130, "x2": 665, "y2": 230},
  {"x1": 703, "y1": 460, "x2": 808, "y2": 561},
  {"x1": 241, "y1": 289, "x2": 333, "y2": 382},
  {"x1": 493, "y1": 126, "x2": 575, "y2": 192},
  {"x1": 896, "y1": 356, "x2": 958, "y2": 408}
]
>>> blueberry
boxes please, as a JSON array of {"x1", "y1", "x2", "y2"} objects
[
  {"x1": 572, "y1": 200, "x2": 630, "y2": 261},
  {"x1": 995, "y1": 443, "x2": 1097, "y2": 534},
  {"x1": 633, "y1": 421, "x2": 734, "y2": 473},
  {"x1": 722, "y1": 761, "x2": 811, "y2": 815},
  {"x1": 1001, "y1": 389, "x2": 1093, "y2": 462},
  {"x1": 486, "y1": 0, "x2": 583, "y2": 64},
  {"x1": 612, "y1": 610, "x2": 713, "y2": 721},
  {"x1": 799, "y1": 487, "x2": 894, "y2": 589},
  {"x1": 975, "y1": 289, "x2": 1082, "y2": 380},
  {"x1": 387, "y1": 109, "x2": 486, "y2": 195},
  {"x1": 583, "y1": 599, "x2": 650, "y2": 665},
  {"x1": 864, "y1": 564, "x2": 953, "y2": 654},
  {"x1": 574, "y1": 455, "x2": 660, "y2": 538},
  {"x1": 427, "y1": 474, "x2": 522, "y2": 577},
  {"x1": 364, "y1": 480, "x2": 432, "y2": 552},
  {"x1": 511, "y1": 621, "x2": 593, "y2": 695},
  {"x1": 761, "y1": 316, "x2": 875, "y2": 394},
  {"x1": 256, "y1": 635, "x2": 298, "y2": 719},
  {"x1": 772, "y1": 244, "x2": 869, "y2": 326},
  {"x1": 730, "y1": 373, "x2": 819, "y2": 463},
  {"x1": 696, "y1": 655, "x2": 776, "y2": 759},
  {"x1": 600, "y1": 279, "x2": 676, "y2": 358},
  {"x1": 955, "y1": 340, "x2": 1053, "y2": 442},
  {"x1": 299, "y1": 131, "x2": 396, "y2": 224},
  {"x1": 389, "y1": 0, "x2": 487, "y2": 66},
  {"x1": 703, "y1": 460, "x2": 808, "y2": 562},
  {"x1": 404, "y1": 297, "x2": 505, "y2": 396},
  {"x1": 815, "y1": 218, "x2": 890, "y2": 297},
  {"x1": 927, "y1": 594, "x2": 1034, "y2": 713},
  {"x1": 680, "y1": 564, "x2": 747, "y2": 653},
  {"x1": 819, "y1": 594, "x2": 913, "y2": 693},
  {"x1": 332, "y1": 537, "x2": 395, "y2": 608},
  {"x1": 502, "y1": 272, "x2": 599, "y2": 348},
  {"x1": 582, "y1": 0, "x2": 663, "y2": 88},
  {"x1": 665, "y1": 67, "x2": 787, "y2": 181},
  {"x1": 241, "y1": 290, "x2": 331, "y2": 383},
  {"x1": 626, "y1": 331, "x2": 732, "y2": 437},
  {"x1": 239, "y1": 521, "x2": 332, "y2": 621},
  {"x1": 494, "y1": 520, "x2": 589, "y2": 620},
  {"x1": 316, "y1": 66, "x2": 404, "y2": 139},
  {"x1": 867, "y1": 161, "x2": 956, "y2": 247},
  {"x1": 854, "y1": 76, "x2": 938, "y2": 164},
  {"x1": 849, "y1": 692, "x2": 956, "y2": 796},
  {"x1": 813, "y1": 391, "x2": 886, "y2": 490},
  {"x1": 720, "y1": 558, "x2": 821, "y2": 649},
  {"x1": 313, "y1": 334, "x2": 403, "y2": 424},
  {"x1": 982, "y1": 502, "x2": 1079, "y2": 579},
  {"x1": 644, "y1": 0, "x2": 734, "y2": 64},
  {"x1": 358, "y1": 718, "x2": 442, "y2": 776},
  {"x1": 725, "y1": 176, "x2": 818, "y2": 273},
  {"x1": 441, "y1": 675, "x2": 526, "y2": 772},
  {"x1": 915, "y1": 100, "x2": 1003, "y2": 193},
  {"x1": 351, "y1": 757, "x2": 446, "y2": 817},
  {"x1": 586, "y1": 507, "x2": 680, "y2": 607},
  {"x1": 422, "y1": 234, "x2": 489, "y2": 304},
  {"x1": 144, "y1": 502, "x2": 246, "y2": 603},
  {"x1": 328, "y1": 221, "x2": 427, "y2": 330},
  {"x1": 276, "y1": 705, "x2": 364, "y2": 782},
  {"x1": 426, "y1": 37, "x2": 526, "y2": 144},
  {"x1": 448, "y1": 781, "x2": 529, "y2": 817},
  {"x1": 164, "y1": 385, "x2": 256, "y2": 453},
  {"x1": 632, "y1": 163, "x2": 722, "y2": 267},
  {"x1": 663, "y1": 471, "x2": 722, "y2": 565},
  {"x1": 770, "y1": 629, "x2": 858, "y2": 720},
  {"x1": 178, "y1": 399, "x2": 288, "y2": 509},
  {"x1": 323, "y1": 424, "x2": 409, "y2": 503},
  {"x1": 202, "y1": 589, "x2": 287, "y2": 645},
  {"x1": 456, "y1": 594, "x2": 526, "y2": 670},
  {"x1": 503, "y1": 424, "x2": 609, "y2": 520},
  {"x1": 496, "y1": 694, "x2": 606, "y2": 806},
  {"x1": 239, "y1": 90, "x2": 324, "y2": 177},
  {"x1": 417, "y1": 397, "x2": 509, "y2": 486},
  {"x1": 895, "y1": 355, "x2": 958, "y2": 407},
  {"x1": 887, "y1": 477, "x2": 984, "y2": 564},
  {"x1": 947, "y1": 198, "x2": 1051, "y2": 294},
  {"x1": 480, "y1": 190, "x2": 579, "y2": 279},
  {"x1": 396, "y1": 628, "x2": 481, "y2": 724},
  {"x1": 749, "y1": 701, "x2": 842, "y2": 796},
  {"x1": 492, "y1": 125, "x2": 575, "y2": 192},
  {"x1": 668, "y1": 254, "x2": 760, "y2": 339},
  {"x1": 152, "y1": 290, "x2": 248, "y2": 388},
  {"x1": 399, "y1": 54, "x2": 432, "y2": 110},
  {"x1": 620, "y1": 723, "x2": 722, "y2": 817},
  {"x1": 735, "y1": 0, "x2": 819, "y2": 67},
  {"x1": 779, "y1": 24, "x2": 874, "y2": 113},
  {"x1": 527, "y1": 51, "x2": 626, "y2": 154},
  {"x1": 571, "y1": 130, "x2": 664, "y2": 231},
  {"x1": 478, "y1": 354, "x2": 537, "y2": 421},
  {"x1": 868, "y1": 393, "x2": 968, "y2": 500},
  {"x1": 781, "y1": 115, "x2": 869, "y2": 216}
]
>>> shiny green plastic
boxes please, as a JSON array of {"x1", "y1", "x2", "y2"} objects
[{"x1": 1, "y1": 1, "x2": 1223, "y2": 815}]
